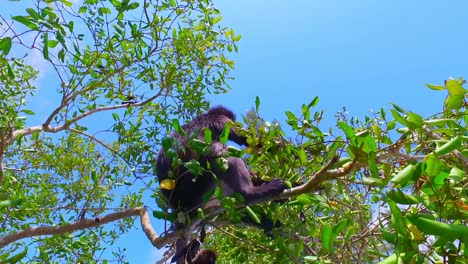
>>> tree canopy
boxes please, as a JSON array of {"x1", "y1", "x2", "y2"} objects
[{"x1": 0, "y1": 1, "x2": 467, "y2": 263}]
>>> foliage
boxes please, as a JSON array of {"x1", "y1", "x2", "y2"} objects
[
  {"x1": 0, "y1": 0, "x2": 238, "y2": 263},
  {"x1": 206, "y1": 82, "x2": 467, "y2": 263},
  {"x1": 0, "y1": 1, "x2": 466, "y2": 264}
]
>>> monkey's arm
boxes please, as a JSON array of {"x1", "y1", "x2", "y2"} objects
[{"x1": 225, "y1": 123, "x2": 249, "y2": 146}]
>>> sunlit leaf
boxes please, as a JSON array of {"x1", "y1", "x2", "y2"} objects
[
  {"x1": 160, "y1": 179, "x2": 176, "y2": 190},
  {"x1": 390, "y1": 164, "x2": 415, "y2": 187},
  {"x1": 407, "y1": 215, "x2": 468, "y2": 238},
  {"x1": 12, "y1": 16, "x2": 39, "y2": 30},
  {"x1": 445, "y1": 79, "x2": 466, "y2": 96},
  {"x1": 0, "y1": 37, "x2": 12, "y2": 54},
  {"x1": 425, "y1": 83, "x2": 445, "y2": 90}
]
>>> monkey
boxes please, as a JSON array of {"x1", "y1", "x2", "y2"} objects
[
  {"x1": 191, "y1": 249, "x2": 217, "y2": 264},
  {"x1": 156, "y1": 105, "x2": 286, "y2": 212},
  {"x1": 156, "y1": 106, "x2": 286, "y2": 263},
  {"x1": 175, "y1": 239, "x2": 217, "y2": 264}
]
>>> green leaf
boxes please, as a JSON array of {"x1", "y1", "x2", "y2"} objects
[
  {"x1": 425, "y1": 83, "x2": 445, "y2": 90},
  {"x1": 26, "y1": 8, "x2": 41, "y2": 20},
  {"x1": 184, "y1": 159, "x2": 202, "y2": 176},
  {"x1": 128, "y1": 2, "x2": 139, "y2": 10},
  {"x1": 424, "y1": 154, "x2": 442, "y2": 177},
  {"x1": 298, "y1": 149, "x2": 307, "y2": 164},
  {"x1": 56, "y1": 32, "x2": 65, "y2": 44},
  {"x1": 445, "y1": 79, "x2": 466, "y2": 96},
  {"x1": 391, "y1": 103, "x2": 407, "y2": 114},
  {"x1": 434, "y1": 136, "x2": 462, "y2": 156},
  {"x1": 386, "y1": 120, "x2": 396, "y2": 130},
  {"x1": 381, "y1": 229, "x2": 396, "y2": 244},
  {"x1": 189, "y1": 139, "x2": 209, "y2": 155},
  {"x1": 308, "y1": 96, "x2": 319, "y2": 108},
  {"x1": 42, "y1": 33, "x2": 49, "y2": 59},
  {"x1": 367, "y1": 152, "x2": 379, "y2": 177},
  {"x1": 197, "y1": 208, "x2": 205, "y2": 219},
  {"x1": 0, "y1": 200, "x2": 12, "y2": 208},
  {"x1": 58, "y1": 49, "x2": 65, "y2": 62},
  {"x1": 12, "y1": 16, "x2": 39, "y2": 30},
  {"x1": 21, "y1": 109, "x2": 35, "y2": 115},
  {"x1": 424, "y1": 118, "x2": 457, "y2": 126},
  {"x1": 219, "y1": 123, "x2": 231, "y2": 144},
  {"x1": 304, "y1": 256, "x2": 319, "y2": 262},
  {"x1": 4, "y1": 247, "x2": 28, "y2": 263},
  {"x1": 432, "y1": 171, "x2": 449, "y2": 189},
  {"x1": 301, "y1": 104, "x2": 310, "y2": 120},
  {"x1": 337, "y1": 121, "x2": 355, "y2": 139},
  {"x1": 6, "y1": 63, "x2": 14, "y2": 78},
  {"x1": 63, "y1": 0, "x2": 73, "y2": 7},
  {"x1": 245, "y1": 206, "x2": 260, "y2": 224},
  {"x1": 285, "y1": 111, "x2": 298, "y2": 127},
  {"x1": 445, "y1": 95, "x2": 464, "y2": 110},
  {"x1": 321, "y1": 226, "x2": 333, "y2": 251},
  {"x1": 388, "y1": 200, "x2": 408, "y2": 236},
  {"x1": 172, "y1": 119, "x2": 185, "y2": 136},
  {"x1": 387, "y1": 189, "x2": 419, "y2": 204},
  {"x1": 47, "y1": 40, "x2": 59, "y2": 48},
  {"x1": 193, "y1": 22, "x2": 205, "y2": 31},
  {"x1": 377, "y1": 253, "x2": 401, "y2": 264},
  {"x1": 78, "y1": 6, "x2": 87, "y2": 14},
  {"x1": 98, "y1": 7, "x2": 111, "y2": 15},
  {"x1": 290, "y1": 194, "x2": 315, "y2": 205},
  {"x1": 202, "y1": 127, "x2": 212, "y2": 143},
  {"x1": 152, "y1": 210, "x2": 167, "y2": 220},
  {"x1": 407, "y1": 112, "x2": 423, "y2": 128},
  {"x1": 332, "y1": 219, "x2": 351, "y2": 234},
  {"x1": 361, "y1": 177, "x2": 384, "y2": 187},
  {"x1": 448, "y1": 166, "x2": 464, "y2": 181},
  {"x1": 255, "y1": 96, "x2": 260, "y2": 112},
  {"x1": 212, "y1": 16, "x2": 222, "y2": 24},
  {"x1": 0, "y1": 37, "x2": 12, "y2": 54},
  {"x1": 161, "y1": 138, "x2": 173, "y2": 151},
  {"x1": 390, "y1": 164, "x2": 415, "y2": 187},
  {"x1": 226, "y1": 146, "x2": 242, "y2": 157},
  {"x1": 407, "y1": 215, "x2": 468, "y2": 238},
  {"x1": 390, "y1": 109, "x2": 411, "y2": 128}
]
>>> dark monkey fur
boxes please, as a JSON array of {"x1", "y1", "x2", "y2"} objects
[
  {"x1": 156, "y1": 105, "x2": 285, "y2": 212},
  {"x1": 156, "y1": 106, "x2": 286, "y2": 263}
]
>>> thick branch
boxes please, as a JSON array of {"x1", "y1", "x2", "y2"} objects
[
  {"x1": 7, "y1": 79, "x2": 168, "y2": 146},
  {"x1": 7, "y1": 103, "x2": 141, "y2": 145},
  {"x1": 280, "y1": 134, "x2": 409, "y2": 199},
  {"x1": 0, "y1": 207, "x2": 142, "y2": 248},
  {"x1": 279, "y1": 155, "x2": 348, "y2": 199}
]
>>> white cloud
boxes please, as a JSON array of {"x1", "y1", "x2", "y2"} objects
[{"x1": 26, "y1": 48, "x2": 49, "y2": 84}]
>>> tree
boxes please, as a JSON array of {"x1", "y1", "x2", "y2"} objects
[
  {"x1": 0, "y1": 1, "x2": 467, "y2": 264},
  {"x1": 209, "y1": 83, "x2": 467, "y2": 263},
  {"x1": 0, "y1": 0, "x2": 239, "y2": 262}
]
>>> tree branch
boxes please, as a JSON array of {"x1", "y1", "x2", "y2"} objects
[{"x1": 0, "y1": 207, "x2": 147, "y2": 248}]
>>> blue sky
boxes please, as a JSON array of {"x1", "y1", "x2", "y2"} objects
[
  {"x1": 131, "y1": 1, "x2": 468, "y2": 263},
  {"x1": 4, "y1": 0, "x2": 468, "y2": 263},
  {"x1": 211, "y1": 0, "x2": 467, "y2": 124}
]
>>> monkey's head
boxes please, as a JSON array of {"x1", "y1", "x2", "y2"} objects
[{"x1": 207, "y1": 105, "x2": 236, "y2": 121}]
